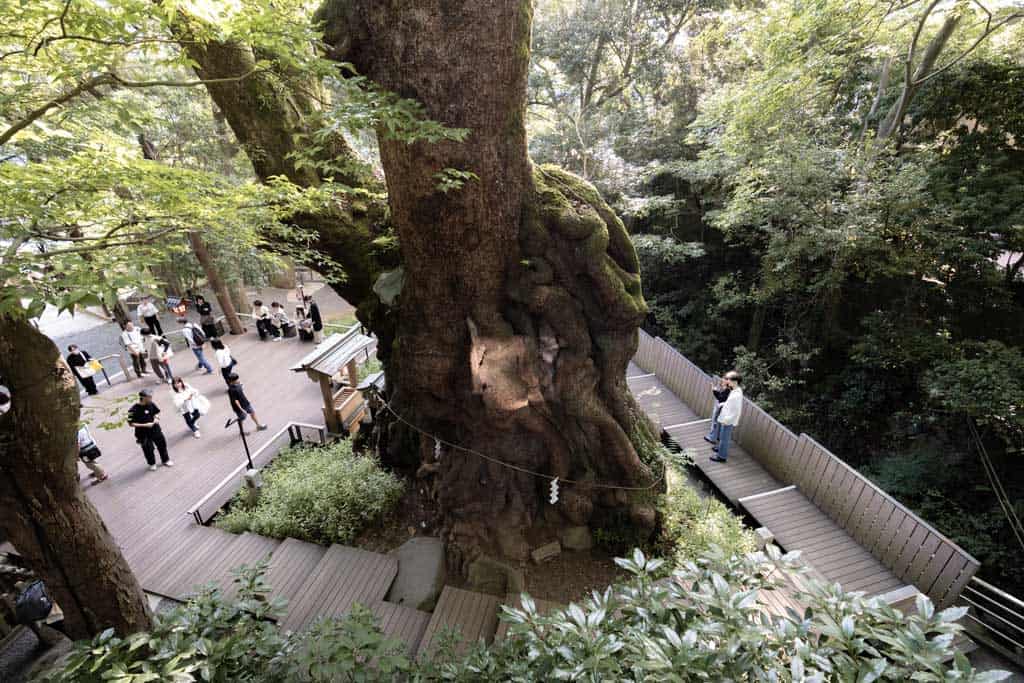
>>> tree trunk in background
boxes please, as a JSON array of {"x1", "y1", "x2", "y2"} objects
[
  {"x1": 0, "y1": 318, "x2": 152, "y2": 639},
  {"x1": 187, "y1": 232, "x2": 245, "y2": 334},
  {"x1": 318, "y1": 0, "x2": 657, "y2": 570},
  {"x1": 228, "y1": 277, "x2": 250, "y2": 316},
  {"x1": 138, "y1": 133, "x2": 245, "y2": 335}
]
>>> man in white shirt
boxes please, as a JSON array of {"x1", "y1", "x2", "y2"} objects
[
  {"x1": 120, "y1": 322, "x2": 149, "y2": 379},
  {"x1": 710, "y1": 371, "x2": 743, "y2": 463},
  {"x1": 137, "y1": 297, "x2": 163, "y2": 335}
]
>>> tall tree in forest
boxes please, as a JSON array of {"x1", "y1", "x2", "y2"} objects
[
  {"x1": 0, "y1": 319, "x2": 152, "y2": 638},
  {"x1": 310, "y1": 1, "x2": 656, "y2": 567}
]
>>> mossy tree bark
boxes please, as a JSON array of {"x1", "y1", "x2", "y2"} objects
[
  {"x1": 316, "y1": 0, "x2": 658, "y2": 569},
  {"x1": 178, "y1": 1, "x2": 657, "y2": 568},
  {"x1": 0, "y1": 318, "x2": 152, "y2": 638}
]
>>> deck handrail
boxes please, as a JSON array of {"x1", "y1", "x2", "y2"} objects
[
  {"x1": 959, "y1": 576, "x2": 1024, "y2": 665},
  {"x1": 186, "y1": 421, "x2": 327, "y2": 524},
  {"x1": 636, "y1": 328, "x2": 984, "y2": 607}
]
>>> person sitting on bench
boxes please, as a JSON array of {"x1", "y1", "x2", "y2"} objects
[
  {"x1": 269, "y1": 302, "x2": 293, "y2": 340},
  {"x1": 252, "y1": 300, "x2": 272, "y2": 340}
]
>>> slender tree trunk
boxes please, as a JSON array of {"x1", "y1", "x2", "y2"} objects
[
  {"x1": 319, "y1": 0, "x2": 657, "y2": 570},
  {"x1": 228, "y1": 277, "x2": 250, "y2": 315},
  {"x1": 139, "y1": 133, "x2": 245, "y2": 335},
  {"x1": 0, "y1": 317, "x2": 152, "y2": 639},
  {"x1": 187, "y1": 232, "x2": 245, "y2": 335}
]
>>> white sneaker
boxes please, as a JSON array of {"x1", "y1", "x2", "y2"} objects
[
  {"x1": 164, "y1": 460, "x2": 174, "y2": 467},
  {"x1": 272, "y1": 337, "x2": 282, "y2": 342},
  {"x1": 148, "y1": 464, "x2": 158, "y2": 472},
  {"x1": 193, "y1": 431, "x2": 201, "y2": 439}
]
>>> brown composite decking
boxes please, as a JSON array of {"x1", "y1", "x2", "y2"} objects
[
  {"x1": 416, "y1": 586, "x2": 502, "y2": 659},
  {"x1": 72, "y1": 304, "x2": 432, "y2": 649}
]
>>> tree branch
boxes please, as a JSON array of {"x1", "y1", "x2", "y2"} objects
[{"x1": 0, "y1": 74, "x2": 114, "y2": 146}]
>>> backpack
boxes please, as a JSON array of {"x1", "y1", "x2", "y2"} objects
[
  {"x1": 15, "y1": 580, "x2": 53, "y2": 624},
  {"x1": 190, "y1": 327, "x2": 206, "y2": 347}
]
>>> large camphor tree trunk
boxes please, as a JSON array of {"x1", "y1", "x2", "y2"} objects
[
  {"x1": 316, "y1": 0, "x2": 658, "y2": 568},
  {"x1": 0, "y1": 317, "x2": 152, "y2": 638}
]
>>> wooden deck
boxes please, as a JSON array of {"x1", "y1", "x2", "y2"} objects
[
  {"x1": 72, "y1": 321, "x2": 433, "y2": 648},
  {"x1": 416, "y1": 586, "x2": 502, "y2": 658}
]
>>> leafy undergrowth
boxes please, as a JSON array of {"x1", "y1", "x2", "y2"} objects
[
  {"x1": 215, "y1": 440, "x2": 404, "y2": 546},
  {"x1": 40, "y1": 551, "x2": 1009, "y2": 682}
]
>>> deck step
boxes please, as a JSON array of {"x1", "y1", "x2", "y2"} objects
[
  {"x1": 264, "y1": 538, "x2": 328, "y2": 610},
  {"x1": 371, "y1": 601, "x2": 432, "y2": 658},
  {"x1": 416, "y1": 586, "x2": 501, "y2": 660},
  {"x1": 140, "y1": 526, "x2": 237, "y2": 598},
  {"x1": 280, "y1": 545, "x2": 399, "y2": 633},
  {"x1": 494, "y1": 592, "x2": 562, "y2": 642},
  {"x1": 210, "y1": 533, "x2": 282, "y2": 598}
]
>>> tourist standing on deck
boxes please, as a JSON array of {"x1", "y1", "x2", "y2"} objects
[
  {"x1": 710, "y1": 371, "x2": 743, "y2": 463},
  {"x1": 228, "y1": 373, "x2": 268, "y2": 432},
  {"x1": 120, "y1": 322, "x2": 149, "y2": 379},
  {"x1": 77, "y1": 424, "x2": 108, "y2": 483},
  {"x1": 181, "y1": 321, "x2": 213, "y2": 374},
  {"x1": 137, "y1": 297, "x2": 163, "y2": 335},
  {"x1": 703, "y1": 376, "x2": 732, "y2": 446},
  {"x1": 66, "y1": 345, "x2": 99, "y2": 396},
  {"x1": 127, "y1": 389, "x2": 173, "y2": 471},
  {"x1": 211, "y1": 337, "x2": 237, "y2": 386},
  {"x1": 144, "y1": 328, "x2": 174, "y2": 383},
  {"x1": 304, "y1": 295, "x2": 323, "y2": 343},
  {"x1": 171, "y1": 378, "x2": 209, "y2": 438},
  {"x1": 195, "y1": 295, "x2": 218, "y2": 339}
]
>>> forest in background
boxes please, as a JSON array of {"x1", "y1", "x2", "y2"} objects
[{"x1": 523, "y1": 0, "x2": 1024, "y2": 594}]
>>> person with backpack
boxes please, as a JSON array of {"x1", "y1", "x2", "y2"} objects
[
  {"x1": 77, "y1": 424, "x2": 109, "y2": 482},
  {"x1": 181, "y1": 321, "x2": 213, "y2": 374},
  {"x1": 144, "y1": 328, "x2": 174, "y2": 383}
]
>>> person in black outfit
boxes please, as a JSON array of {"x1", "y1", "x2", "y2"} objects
[
  {"x1": 195, "y1": 295, "x2": 218, "y2": 339},
  {"x1": 704, "y1": 377, "x2": 732, "y2": 445},
  {"x1": 66, "y1": 345, "x2": 99, "y2": 395},
  {"x1": 304, "y1": 295, "x2": 323, "y2": 343},
  {"x1": 127, "y1": 389, "x2": 174, "y2": 471},
  {"x1": 227, "y1": 374, "x2": 268, "y2": 431}
]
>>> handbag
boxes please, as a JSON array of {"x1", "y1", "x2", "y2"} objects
[
  {"x1": 194, "y1": 394, "x2": 211, "y2": 416},
  {"x1": 78, "y1": 365, "x2": 96, "y2": 378}
]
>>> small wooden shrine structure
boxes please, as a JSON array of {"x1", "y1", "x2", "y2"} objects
[{"x1": 290, "y1": 326, "x2": 375, "y2": 434}]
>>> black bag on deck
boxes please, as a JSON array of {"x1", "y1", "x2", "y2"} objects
[{"x1": 15, "y1": 580, "x2": 53, "y2": 624}]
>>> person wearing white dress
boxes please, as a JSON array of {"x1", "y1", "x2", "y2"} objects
[{"x1": 171, "y1": 377, "x2": 209, "y2": 438}]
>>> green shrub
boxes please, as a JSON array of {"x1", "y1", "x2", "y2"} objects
[
  {"x1": 658, "y1": 464, "x2": 756, "y2": 563},
  {"x1": 215, "y1": 441, "x2": 404, "y2": 546},
  {"x1": 38, "y1": 552, "x2": 1009, "y2": 682}
]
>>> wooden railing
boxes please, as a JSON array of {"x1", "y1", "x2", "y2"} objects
[
  {"x1": 635, "y1": 329, "x2": 981, "y2": 608},
  {"x1": 186, "y1": 422, "x2": 327, "y2": 525}
]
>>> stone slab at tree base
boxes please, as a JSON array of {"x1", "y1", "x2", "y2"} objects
[
  {"x1": 559, "y1": 526, "x2": 593, "y2": 551},
  {"x1": 531, "y1": 541, "x2": 561, "y2": 564},
  {"x1": 385, "y1": 537, "x2": 446, "y2": 612},
  {"x1": 466, "y1": 556, "x2": 525, "y2": 597}
]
